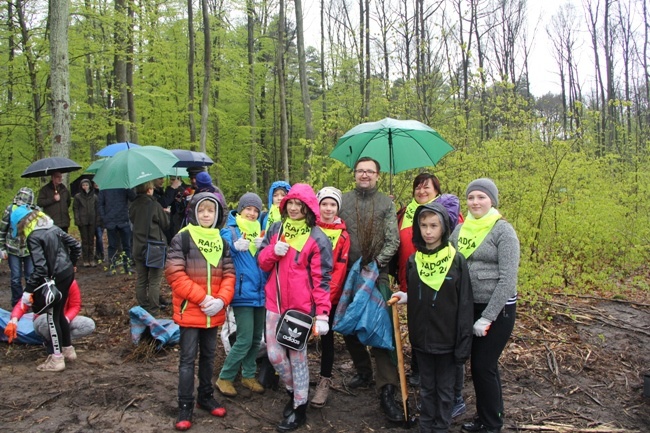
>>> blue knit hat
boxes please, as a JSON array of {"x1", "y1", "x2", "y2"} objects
[{"x1": 10, "y1": 205, "x2": 32, "y2": 237}]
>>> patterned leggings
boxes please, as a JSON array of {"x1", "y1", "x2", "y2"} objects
[{"x1": 265, "y1": 310, "x2": 310, "y2": 407}]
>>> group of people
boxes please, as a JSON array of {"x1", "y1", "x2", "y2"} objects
[
  {"x1": 1, "y1": 155, "x2": 519, "y2": 433},
  {"x1": 162, "y1": 156, "x2": 519, "y2": 433}
]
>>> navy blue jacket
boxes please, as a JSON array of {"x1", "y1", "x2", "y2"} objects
[{"x1": 98, "y1": 188, "x2": 136, "y2": 229}]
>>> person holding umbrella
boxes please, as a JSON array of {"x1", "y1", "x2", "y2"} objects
[
  {"x1": 37, "y1": 172, "x2": 71, "y2": 233},
  {"x1": 338, "y1": 157, "x2": 403, "y2": 422},
  {"x1": 451, "y1": 178, "x2": 520, "y2": 433}
]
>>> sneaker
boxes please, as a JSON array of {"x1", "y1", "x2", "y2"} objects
[
  {"x1": 310, "y1": 376, "x2": 332, "y2": 408},
  {"x1": 241, "y1": 377, "x2": 265, "y2": 394},
  {"x1": 175, "y1": 401, "x2": 193, "y2": 431},
  {"x1": 196, "y1": 392, "x2": 227, "y2": 417},
  {"x1": 37, "y1": 354, "x2": 65, "y2": 372},
  {"x1": 62, "y1": 346, "x2": 77, "y2": 361},
  {"x1": 90, "y1": 260, "x2": 97, "y2": 267},
  {"x1": 452, "y1": 396, "x2": 467, "y2": 419},
  {"x1": 215, "y1": 378, "x2": 237, "y2": 397},
  {"x1": 83, "y1": 261, "x2": 91, "y2": 267}
]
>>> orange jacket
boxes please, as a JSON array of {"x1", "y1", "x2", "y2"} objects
[{"x1": 165, "y1": 231, "x2": 235, "y2": 328}]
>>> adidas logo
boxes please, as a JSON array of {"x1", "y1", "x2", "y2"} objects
[{"x1": 288, "y1": 327, "x2": 302, "y2": 338}]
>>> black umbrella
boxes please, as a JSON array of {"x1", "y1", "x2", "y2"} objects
[
  {"x1": 171, "y1": 149, "x2": 214, "y2": 167},
  {"x1": 21, "y1": 157, "x2": 82, "y2": 178}
]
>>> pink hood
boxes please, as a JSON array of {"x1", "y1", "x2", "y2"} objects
[{"x1": 279, "y1": 183, "x2": 321, "y2": 223}]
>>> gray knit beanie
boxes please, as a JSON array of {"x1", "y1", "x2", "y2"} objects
[
  {"x1": 466, "y1": 178, "x2": 499, "y2": 207},
  {"x1": 317, "y1": 186, "x2": 342, "y2": 211},
  {"x1": 237, "y1": 192, "x2": 263, "y2": 214}
]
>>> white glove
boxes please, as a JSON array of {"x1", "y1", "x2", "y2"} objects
[
  {"x1": 0, "y1": 250, "x2": 7, "y2": 260},
  {"x1": 391, "y1": 291, "x2": 408, "y2": 305},
  {"x1": 22, "y1": 292, "x2": 33, "y2": 307},
  {"x1": 473, "y1": 318, "x2": 492, "y2": 337},
  {"x1": 234, "y1": 237, "x2": 251, "y2": 252},
  {"x1": 202, "y1": 298, "x2": 224, "y2": 317},
  {"x1": 253, "y1": 237, "x2": 263, "y2": 249},
  {"x1": 314, "y1": 315, "x2": 329, "y2": 336},
  {"x1": 274, "y1": 241, "x2": 290, "y2": 256},
  {"x1": 200, "y1": 295, "x2": 214, "y2": 306}
]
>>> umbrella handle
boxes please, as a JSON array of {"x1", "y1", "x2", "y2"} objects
[{"x1": 391, "y1": 301, "x2": 409, "y2": 422}]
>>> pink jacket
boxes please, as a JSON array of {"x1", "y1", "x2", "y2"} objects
[{"x1": 257, "y1": 184, "x2": 332, "y2": 317}]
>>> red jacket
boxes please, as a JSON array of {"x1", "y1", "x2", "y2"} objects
[
  {"x1": 317, "y1": 218, "x2": 350, "y2": 305},
  {"x1": 11, "y1": 279, "x2": 82, "y2": 323}
]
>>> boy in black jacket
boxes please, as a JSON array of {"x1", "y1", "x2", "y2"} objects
[{"x1": 391, "y1": 202, "x2": 473, "y2": 433}]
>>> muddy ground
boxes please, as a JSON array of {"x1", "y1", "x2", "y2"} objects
[{"x1": 1, "y1": 261, "x2": 648, "y2": 433}]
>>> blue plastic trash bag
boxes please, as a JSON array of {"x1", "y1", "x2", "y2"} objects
[
  {"x1": 0, "y1": 308, "x2": 43, "y2": 345},
  {"x1": 129, "y1": 306, "x2": 180, "y2": 349},
  {"x1": 333, "y1": 258, "x2": 394, "y2": 350}
]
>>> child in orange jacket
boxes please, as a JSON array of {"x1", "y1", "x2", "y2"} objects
[{"x1": 165, "y1": 192, "x2": 235, "y2": 431}]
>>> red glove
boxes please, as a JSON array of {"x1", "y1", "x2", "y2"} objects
[{"x1": 4, "y1": 322, "x2": 17, "y2": 343}]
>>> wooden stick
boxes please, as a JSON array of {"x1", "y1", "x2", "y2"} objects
[{"x1": 388, "y1": 297, "x2": 408, "y2": 422}]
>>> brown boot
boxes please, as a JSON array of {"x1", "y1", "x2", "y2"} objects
[{"x1": 310, "y1": 376, "x2": 332, "y2": 408}]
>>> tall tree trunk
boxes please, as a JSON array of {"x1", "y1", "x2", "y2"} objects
[
  {"x1": 7, "y1": 0, "x2": 14, "y2": 103},
  {"x1": 126, "y1": 2, "x2": 137, "y2": 144},
  {"x1": 294, "y1": 0, "x2": 314, "y2": 180},
  {"x1": 187, "y1": 0, "x2": 197, "y2": 145},
  {"x1": 277, "y1": 0, "x2": 290, "y2": 181},
  {"x1": 114, "y1": 0, "x2": 128, "y2": 142},
  {"x1": 363, "y1": 0, "x2": 370, "y2": 119},
  {"x1": 199, "y1": 0, "x2": 211, "y2": 153},
  {"x1": 49, "y1": 0, "x2": 71, "y2": 158},
  {"x1": 358, "y1": 0, "x2": 365, "y2": 119},
  {"x1": 320, "y1": 0, "x2": 327, "y2": 121},
  {"x1": 247, "y1": 0, "x2": 257, "y2": 190},
  {"x1": 16, "y1": 0, "x2": 45, "y2": 157}
]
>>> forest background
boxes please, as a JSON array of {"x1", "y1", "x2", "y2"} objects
[{"x1": 0, "y1": 0, "x2": 648, "y2": 305}]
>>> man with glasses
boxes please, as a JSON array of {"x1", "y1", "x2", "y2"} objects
[{"x1": 339, "y1": 157, "x2": 402, "y2": 422}]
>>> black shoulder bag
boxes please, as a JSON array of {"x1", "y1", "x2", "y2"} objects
[{"x1": 273, "y1": 227, "x2": 314, "y2": 351}]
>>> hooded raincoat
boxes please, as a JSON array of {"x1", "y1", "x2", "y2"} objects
[{"x1": 166, "y1": 193, "x2": 235, "y2": 328}]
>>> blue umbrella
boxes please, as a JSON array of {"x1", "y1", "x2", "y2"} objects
[{"x1": 96, "y1": 142, "x2": 140, "y2": 157}]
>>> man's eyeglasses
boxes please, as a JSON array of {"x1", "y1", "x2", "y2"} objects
[{"x1": 354, "y1": 169, "x2": 377, "y2": 176}]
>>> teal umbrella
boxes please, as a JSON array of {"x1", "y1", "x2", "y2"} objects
[
  {"x1": 85, "y1": 158, "x2": 108, "y2": 174},
  {"x1": 330, "y1": 117, "x2": 454, "y2": 193},
  {"x1": 93, "y1": 146, "x2": 179, "y2": 189}
]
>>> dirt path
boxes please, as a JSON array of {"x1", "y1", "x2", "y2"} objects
[{"x1": 1, "y1": 264, "x2": 648, "y2": 432}]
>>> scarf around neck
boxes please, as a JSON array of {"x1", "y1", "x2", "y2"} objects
[
  {"x1": 265, "y1": 204, "x2": 282, "y2": 230},
  {"x1": 457, "y1": 207, "x2": 501, "y2": 258},
  {"x1": 183, "y1": 225, "x2": 224, "y2": 267},
  {"x1": 236, "y1": 214, "x2": 261, "y2": 255},
  {"x1": 401, "y1": 196, "x2": 437, "y2": 230},
  {"x1": 414, "y1": 244, "x2": 456, "y2": 291},
  {"x1": 282, "y1": 218, "x2": 311, "y2": 252}
]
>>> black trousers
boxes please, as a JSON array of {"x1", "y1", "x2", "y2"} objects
[
  {"x1": 178, "y1": 326, "x2": 218, "y2": 403},
  {"x1": 417, "y1": 350, "x2": 456, "y2": 433},
  {"x1": 471, "y1": 303, "x2": 516, "y2": 430}
]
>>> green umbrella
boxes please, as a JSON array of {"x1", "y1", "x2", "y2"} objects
[
  {"x1": 330, "y1": 117, "x2": 454, "y2": 193},
  {"x1": 93, "y1": 146, "x2": 179, "y2": 189},
  {"x1": 85, "y1": 158, "x2": 107, "y2": 174}
]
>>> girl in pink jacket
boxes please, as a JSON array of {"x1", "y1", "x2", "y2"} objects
[{"x1": 257, "y1": 183, "x2": 332, "y2": 432}]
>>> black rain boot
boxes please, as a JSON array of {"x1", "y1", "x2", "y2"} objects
[
  {"x1": 282, "y1": 390, "x2": 294, "y2": 418},
  {"x1": 277, "y1": 403, "x2": 307, "y2": 432},
  {"x1": 175, "y1": 400, "x2": 194, "y2": 431},
  {"x1": 197, "y1": 391, "x2": 227, "y2": 417},
  {"x1": 380, "y1": 384, "x2": 404, "y2": 422}
]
